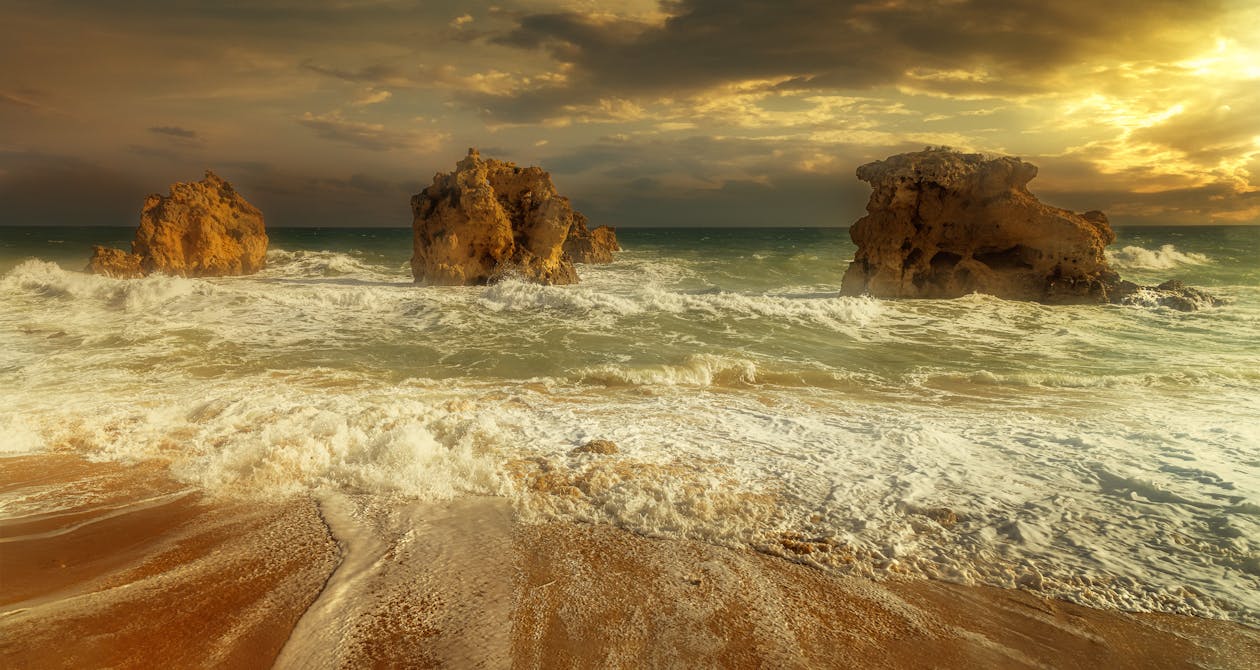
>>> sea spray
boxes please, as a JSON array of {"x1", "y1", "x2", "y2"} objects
[{"x1": 1, "y1": 225, "x2": 1257, "y2": 625}]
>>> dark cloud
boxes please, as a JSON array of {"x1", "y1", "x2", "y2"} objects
[
  {"x1": 0, "y1": 149, "x2": 419, "y2": 228},
  {"x1": 474, "y1": 0, "x2": 1225, "y2": 121},
  {"x1": 543, "y1": 135, "x2": 874, "y2": 227},
  {"x1": 126, "y1": 145, "x2": 182, "y2": 161},
  {"x1": 148, "y1": 125, "x2": 199, "y2": 140},
  {"x1": 242, "y1": 172, "x2": 417, "y2": 226},
  {"x1": 1054, "y1": 185, "x2": 1260, "y2": 226},
  {"x1": 575, "y1": 171, "x2": 866, "y2": 228},
  {"x1": 1020, "y1": 155, "x2": 1260, "y2": 225},
  {"x1": 297, "y1": 112, "x2": 417, "y2": 152},
  {"x1": 0, "y1": 152, "x2": 147, "y2": 226},
  {"x1": 301, "y1": 60, "x2": 411, "y2": 86}
]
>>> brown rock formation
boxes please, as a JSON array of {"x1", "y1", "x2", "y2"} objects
[
  {"x1": 841, "y1": 148, "x2": 1118, "y2": 303},
  {"x1": 86, "y1": 246, "x2": 145, "y2": 279},
  {"x1": 411, "y1": 149, "x2": 585, "y2": 285},
  {"x1": 840, "y1": 148, "x2": 1218, "y2": 310},
  {"x1": 564, "y1": 214, "x2": 621, "y2": 264},
  {"x1": 87, "y1": 171, "x2": 267, "y2": 278}
]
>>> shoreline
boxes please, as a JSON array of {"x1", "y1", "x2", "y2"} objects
[{"x1": 2, "y1": 454, "x2": 1256, "y2": 668}]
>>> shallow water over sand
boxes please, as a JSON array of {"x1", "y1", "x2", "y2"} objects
[{"x1": 1, "y1": 225, "x2": 1258, "y2": 624}]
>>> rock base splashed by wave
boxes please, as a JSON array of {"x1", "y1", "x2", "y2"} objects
[
  {"x1": 87, "y1": 171, "x2": 268, "y2": 278},
  {"x1": 1, "y1": 225, "x2": 1257, "y2": 632},
  {"x1": 841, "y1": 148, "x2": 1219, "y2": 310},
  {"x1": 411, "y1": 148, "x2": 598, "y2": 286}
]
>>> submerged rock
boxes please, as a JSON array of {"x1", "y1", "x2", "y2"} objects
[
  {"x1": 563, "y1": 213, "x2": 621, "y2": 264},
  {"x1": 841, "y1": 148, "x2": 1218, "y2": 310},
  {"x1": 87, "y1": 171, "x2": 268, "y2": 278},
  {"x1": 411, "y1": 149, "x2": 588, "y2": 285},
  {"x1": 570, "y1": 440, "x2": 619, "y2": 456},
  {"x1": 1110, "y1": 279, "x2": 1222, "y2": 311}
]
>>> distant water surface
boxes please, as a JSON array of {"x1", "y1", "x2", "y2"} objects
[{"x1": 1, "y1": 225, "x2": 1257, "y2": 624}]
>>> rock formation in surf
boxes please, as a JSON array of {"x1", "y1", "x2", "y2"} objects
[
  {"x1": 840, "y1": 148, "x2": 1218, "y2": 310},
  {"x1": 87, "y1": 171, "x2": 268, "y2": 278},
  {"x1": 564, "y1": 213, "x2": 621, "y2": 264},
  {"x1": 411, "y1": 148, "x2": 602, "y2": 285},
  {"x1": 86, "y1": 246, "x2": 146, "y2": 279}
]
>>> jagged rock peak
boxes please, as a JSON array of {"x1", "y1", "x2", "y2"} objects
[
  {"x1": 410, "y1": 149, "x2": 586, "y2": 285},
  {"x1": 87, "y1": 171, "x2": 268, "y2": 278},
  {"x1": 564, "y1": 212, "x2": 621, "y2": 264}
]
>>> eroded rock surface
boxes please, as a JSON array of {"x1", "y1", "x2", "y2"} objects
[
  {"x1": 841, "y1": 149, "x2": 1118, "y2": 303},
  {"x1": 564, "y1": 214, "x2": 620, "y2": 264},
  {"x1": 411, "y1": 149, "x2": 587, "y2": 285},
  {"x1": 87, "y1": 171, "x2": 267, "y2": 278},
  {"x1": 841, "y1": 149, "x2": 1218, "y2": 310},
  {"x1": 86, "y1": 246, "x2": 145, "y2": 279}
]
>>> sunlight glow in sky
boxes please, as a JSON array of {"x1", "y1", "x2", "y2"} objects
[{"x1": 1, "y1": 0, "x2": 1257, "y2": 226}]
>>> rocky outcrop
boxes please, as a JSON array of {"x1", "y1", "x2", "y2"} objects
[
  {"x1": 411, "y1": 149, "x2": 587, "y2": 285},
  {"x1": 87, "y1": 171, "x2": 267, "y2": 278},
  {"x1": 1109, "y1": 279, "x2": 1221, "y2": 311},
  {"x1": 841, "y1": 149, "x2": 1117, "y2": 303},
  {"x1": 841, "y1": 148, "x2": 1217, "y2": 310},
  {"x1": 564, "y1": 214, "x2": 620, "y2": 264},
  {"x1": 86, "y1": 246, "x2": 146, "y2": 279}
]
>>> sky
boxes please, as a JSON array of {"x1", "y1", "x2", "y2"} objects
[{"x1": 1, "y1": 0, "x2": 1258, "y2": 227}]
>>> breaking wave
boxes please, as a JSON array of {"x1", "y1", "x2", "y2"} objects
[
  {"x1": 2, "y1": 223, "x2": 1258, "y2": 626},
  {"x1": 264, "y1": 248, "x2": 403, "y2": 280},
  {"x1": 479, "y1": 279, "x2": 882, "y2": 329},
  {"x1": 577, "y1": 354, "x2": 759, "y2": 387},
  {"x1": 1106, "y1": 244, "x2": 1210, "y2": 271},
  {"x1": 0, "y1": 259, "x2": 209, "y2": 312}
]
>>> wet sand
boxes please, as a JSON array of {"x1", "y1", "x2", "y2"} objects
[{"x1": 2, "y1": 454, "x2": 1256, "y2": 668}]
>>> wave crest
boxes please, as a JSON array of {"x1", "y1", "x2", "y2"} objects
[
  {"x1": 479, "y1": 279, "x2": 881, "y2": 328},
  {"x1": 1106, "y1": 244, "x2": 1210, "y2": 271},
  {"x1": 577, "y1": 354, "x2": 759, "y2": 387},
  {"x1": 1, "y1": 259, "x2": 207, "y2": 311},
  {"x1": 264, "y1": 249, "x2": 398, "y2": 279}
]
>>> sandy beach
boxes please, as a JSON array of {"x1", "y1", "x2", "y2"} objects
[
  {"x1": 5, "y1": 1, "x2": 1260, "y2": 666},
  {"x1": 2, "y1": 453, "x2": 1256, "y2": 669}
]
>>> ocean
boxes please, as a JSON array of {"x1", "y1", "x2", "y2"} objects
[{"x1": 1, "y1": 225, "x2": 1257, "y2": 625}]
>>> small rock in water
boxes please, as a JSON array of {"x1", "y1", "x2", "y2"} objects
[
  {"x1": 1110, "y1": 279, "x2": 1223, "y2": 312},
  {"x1": 570, "y1": 439, "x2": 618, "y2": 456},
  {"x1": 87, "y1": 246, "x2": 146, "y2": 279},
  {"x1": 563, "y1": 212, "x2": 620, "y2": 264}
]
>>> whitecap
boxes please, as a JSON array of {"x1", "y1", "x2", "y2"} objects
[
  {"x1": 576, "y1": 354, "x2": 759, "y2": 387},
  {"x1": 1106, "y1": 244, "x2": 1210, "y2": 271}
]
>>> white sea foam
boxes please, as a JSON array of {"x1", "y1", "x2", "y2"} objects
[
  {"x1": 1106, "y1": 244, "x2": 1210, "y2": 271},
  {"x1": 265, "y1": 248, "x2": 402, "y2": 280},
  {"x1": 479, "y1": 278, "x2": 881, "y2": 329},
  {"x1": 577, "y1": 354, "x2": 759, "y2": 387},
  {"x1": 1, "y1": 235, "x2": 1258, "y2": 625},
  {"x1": 0, "y1": 415, "x2": 44, "y2": 454},
  {"x1": 0, "y1": 259, "x2": 208, "y2": 312}
]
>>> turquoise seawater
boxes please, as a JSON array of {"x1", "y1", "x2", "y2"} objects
[{"x1": 1, "y1": 225, "x2": 1257, "y2": 624}]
